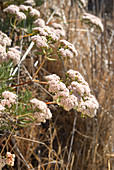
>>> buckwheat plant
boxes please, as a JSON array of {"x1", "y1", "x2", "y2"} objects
[{"x1": 45, "y1": 69, "x2": 99, "y2": 117}]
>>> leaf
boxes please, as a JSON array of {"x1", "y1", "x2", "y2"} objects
[{"x1": 46, "y1": 57, "x2": 57, "y2": 61}]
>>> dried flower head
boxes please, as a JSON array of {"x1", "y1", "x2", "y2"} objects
[
  {"x1": 82, "y1": 12, "x2": 104, "y2": 32},
  {"x1": 7, "y1": 47, "x2": 21, "y2": 64},
  {"x1": 33, "y1": 18, "x2": 45, "y2": 27},
  {"x1": 0, "y1": 31, "x2": 12, "y2": 46},
  {"x1": 29, "y1": 8, "x2": 40, "y2": 17},
  {"x1": 6, "y1": 152, "x2": 15, "y2": 166},
  {"x1": 3, "y1": 5, "x2": 19, "y2": 14}
]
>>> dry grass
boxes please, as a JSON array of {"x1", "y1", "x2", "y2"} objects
[{"x1": 0, "y1": 0, "x2": 113, "y2": 169}]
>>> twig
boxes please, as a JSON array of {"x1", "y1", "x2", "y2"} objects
[
  {"x1": 11, "y1": 137, "x2": 31, "y2": 169},
  {"x1": 12, "y1": 41, "x2": 34, "y2": 76},
  {"x1": 66, "y1": 110, "x2": 77, "y2": 170}
]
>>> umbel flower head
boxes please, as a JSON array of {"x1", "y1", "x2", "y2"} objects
[
  {"x1": 33, "y1": 18, "x2": 45, "y2": 27},
  {"x1": 30, "y1": 98, "x2": 52, "y2": 123},
  {"x1": 29, "y1": 7, "x2": 40, "y2": 17},
  {"x1": 3, "y1": 5, "x2": 26, "y2": 21},
  {"x1": 0, "y1": 31, "x2": 12, "y2": 46},
  {"x1": 0, "y1": 45, "x2": 7, "y2": 62},
  {"x1": 45, "y1": 69, "x2": 99, "y2": 117},
  {"x1": 7, "y1": 46, "x2": 21, "y2": 64},
  {"x1": 3, "y1": 5, "x2": 19, "y2": 14},
  {"x1": 0, "y1": 104, "x2": 5, "y2": 115},
  {"x1": 31, "y1": 35, "x2": 49, "y2": 48},
  {"x1": 58, "y1": 40, "x2": 77, "y2": 59},
  {"x1": 82, "y1": 12, "x2": 104, "y2": 32},
  {"x1": 1, "y1": 91, "x2": 17, "y2": 108},
  {"x1": 6, "y1": 152, "x2": 15, "y2": 166}
]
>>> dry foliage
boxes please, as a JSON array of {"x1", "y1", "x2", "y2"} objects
[{"x1": 0, "y1": 0, "x2": 113, "y2": 170}]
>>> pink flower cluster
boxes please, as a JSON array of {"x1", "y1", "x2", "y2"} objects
[
  {"x1": 33, "y1": 26, "x2": 59, "y2": 42},
  {"x1": 82, "y1": 13, "x2": 104, "y2": 32},
  {"x1": 19, "y1": 5, "x2": 31, "y2": 11},
  {"x1": 4, "y1": 3, "x2": 41, "y2": 20},
  {"x1": 29, "y1": 8, "x2": 40, "y2": 17},
  {"x1": 33, "y1": 18, "x2": 45, "y2": 27},
  {"x1": 51, "y1": 23, "x2": 65, "y2": 37},
  {"x1": 30, "y1": 98, "x2": 52, "y2": 123},
  {"x1": 58, "y1": 48, "x2": 73, "y2": 59},
  {"x1": 0, "y1": 91, "x2": 17, "y2": 108},
  {"x1": 31, "y1": 35, "x2": 49, "y2": 48},
  {"x1": 24, "y1": 0, "x2": 35, "y2": 6},
  {"x1": 4, "y1": 5, "x2": 26, "y2": 20},
  {"x1": 0, "y1": 45, "x2": 7, "y2": 62},
  {"x1": 58, "y1": 40, "x2": 77, "y2": 59},
  {"x1": 45, "y1": 69, "x2": 99, "y2": 117},
  {"x1": 7, "y1": 46, "x2": 21, "y2": 64},
  {"x1": 32, "y1": 20, "x2": 65, "y2": 46},
  {"x1": 6, "y1": 152, "x2": 15, "y2": 166},
  {"x1": 0, "y1": 104, "x2": 5, "y2": 115},
  {"x1": 0, "y1": 31, "x2": 11, "y2": 62},
  {"x1": 45, "y1": 74, "x2": 78, "y2": 111},
  {"x1": 0, "y1": 31, "x2": 12, "y2": 47}
]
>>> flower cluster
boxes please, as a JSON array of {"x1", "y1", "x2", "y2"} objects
[
  {"x1": 0, "y1": 31, "x2": 12, "y2": 47},
  {"x1": 51, "y1": 23, "x2": 65, "y2": 37},
  {"x1": 30, "y1": 98, "x2": 52, "y2": 123},
  {"x1": 0, "y1": 104, "x2": 5, "y2": 115},
  {"x1": 58, "y1": 40, "x2": 77, "y2": 59},
  {"x1": 31, "y1": 35, "x2": 49, "y2": 48},
  {"x1": 19, "y1": 5, "x2": 31, "y2": 11},
  {"x1": 4, "y1": 3, "x2": 40, "y2": 21},
  {"x1": 0, "y1": 31, "x2": 12, "y2": 62},
  {"x1": 6, "y1": 152, "x2": 15, "y2": 166},
  {"x1": 29, "y1": 8, "x2": 40, "y2": 17},
  {"x1": 33, "y1": 25, "x2": 59, "y2": 42},
  {"x1": 0, "y1": 45, "x2": 7, "y2": 62},
  {"x1": 0, "y1": 91, "x2": 17, "y2": 108},
  {"x1": 32, "y1": 19, "x2": 65, "y2": 48},
  {"x1": 45, "y1": 74, "x2": 78, "y2": 111},
  {"x1": 4, "y1": 5, "x2": 26, "y2": 21},
  {"x1": 33, "y1": 18, "x2": 45, "y2": 27},
  {"x1": 45, "y1": 69, "x2": 99, "y2": 117},
  {"x1": 24, "y1": 0, "x2": 36, "y2": 6},
  {"x1": 7, "y1": 46, "x2": 21, "y2": 64},
  {"x1": 82, "y1": 12, "x2": 104, "y2": 32}
]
